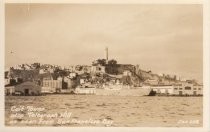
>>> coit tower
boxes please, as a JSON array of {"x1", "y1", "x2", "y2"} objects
[{"x1": 105, "y1": 47, "x2": 108, "y2": 62}]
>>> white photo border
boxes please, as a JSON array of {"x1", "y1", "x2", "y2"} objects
[{"x1": 0, "y1": 0, "x2": 209, "y2": 132}]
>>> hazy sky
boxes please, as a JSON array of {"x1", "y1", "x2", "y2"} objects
[{"x1": 5, "y1": 4, "x2": 203, "y2": 81}]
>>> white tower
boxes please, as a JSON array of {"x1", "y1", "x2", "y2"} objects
[{"x1": 105, "y1": 47, "x2": 108, "y2": 62}]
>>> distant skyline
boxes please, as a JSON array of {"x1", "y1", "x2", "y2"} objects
[{"x1": 5, "y1": 4, "x2": 203, "y2": 82}]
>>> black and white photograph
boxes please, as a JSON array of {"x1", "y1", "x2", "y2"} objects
[{"x1": 1, "y1": 0, "x2": 210, "y2": 131}]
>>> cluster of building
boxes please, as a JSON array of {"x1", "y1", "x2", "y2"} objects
[
  {"x1": 4, "y1": 48, "x2": 203, "y2": 96},
  {"x1": 4, "y1": 61, "x2": 108, "y2": 95},
  {"x1": 4, "y1": 65, "x2": 203, "y2": 96}
]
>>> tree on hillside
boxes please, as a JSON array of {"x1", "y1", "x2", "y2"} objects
[
  {"x1": 32, "y1": 63, "x2": 40, "y2": 69},
  {"x1": 54, "y1": 68, "x2": 69, "y2": 77},
  {"x1": 105, "y1": 59, "x2": 118, "y2": 75},
  {"x1": 92, "y1": 59, "x2": 106, "y2": 66},
  {"x1": 108, "y1": 59, "x2": 117, "y2": 66}
]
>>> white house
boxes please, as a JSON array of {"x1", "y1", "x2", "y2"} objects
[
  {"x1": 123, "y1": 70, "x2": 132, "y2": 76},
  {"x1": 145, "y1": 79, "x2": 159, "y2": 85},
  {"x1": 91, "y1": 65, "x2": 105, "y2": 74},
  {"x1": 69, "y1": 72, "x2": 76, "y2": 78}
]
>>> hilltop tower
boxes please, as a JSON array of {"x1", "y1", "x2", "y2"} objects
[{"x1": 105, "y1": 47, "x2": 108, "y2": 63}]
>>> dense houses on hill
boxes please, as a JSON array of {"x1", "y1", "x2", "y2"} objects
[{"x1": 4, "y1": 61, "x2": 203, "y2": 96}]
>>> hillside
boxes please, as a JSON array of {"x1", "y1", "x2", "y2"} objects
[{"x1": 5, "y1": 63, "x2": 187, "y2": 87}]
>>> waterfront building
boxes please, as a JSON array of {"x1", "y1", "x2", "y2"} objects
[{"x1": 14, "y1": 81, "x2": 41, "y2": 95}]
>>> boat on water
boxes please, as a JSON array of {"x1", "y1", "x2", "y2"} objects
[{"x1": 74, "y1": 84, "x2": 151, "y2": 96}]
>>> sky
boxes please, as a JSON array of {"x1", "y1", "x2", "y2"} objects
[{"x1": 5, "y1": 4, "x2": 203, "y2": 82}]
